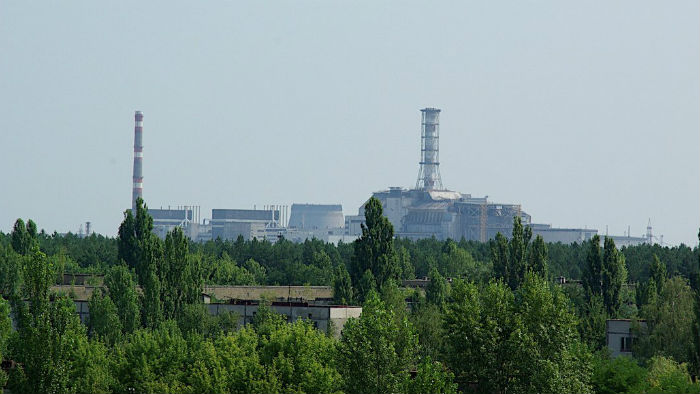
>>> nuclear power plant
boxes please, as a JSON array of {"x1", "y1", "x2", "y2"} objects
[
  {"x1": 347, "y1": 107, "x2": 601, "y2": 243},
  {"x1": 127, "y1": 108, "x2": 652, "y2": 246}
]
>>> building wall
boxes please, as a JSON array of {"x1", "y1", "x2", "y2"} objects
[
  {"x1": 532, "y1": 227, "x2": 598, "y2": 244},
  {"x1": 70, "y1": 300, "x2": 360, "y2": 338},
  {"x1": 288, "y1": 204, "x2": 344, "y2": 230},
  {"x1": 606, "y1": 319, "x2": 646, "y2": 357},
  {"x1": 203, "y1": 285, "x2": 333, "y2": 302}
]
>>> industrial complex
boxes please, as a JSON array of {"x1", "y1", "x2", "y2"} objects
[{"x1": 128, "y1": 109, "x2": 654, "y2": 246}]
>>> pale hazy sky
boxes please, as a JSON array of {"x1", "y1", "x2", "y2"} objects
[{"x1": 1, "y1": 1, "x2": 698, "y2": 245}]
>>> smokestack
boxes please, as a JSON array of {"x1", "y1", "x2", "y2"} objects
[
  {"x1": 132, "y1": 111, "x2": 144, "y2": 212},
  {"x1": 415, "y1": 108, "x2": 443, "y2": 190}
]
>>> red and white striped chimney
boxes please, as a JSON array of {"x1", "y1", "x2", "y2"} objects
[{"x1": 132, "y1": 111, "x2": 144, "y2": 212}]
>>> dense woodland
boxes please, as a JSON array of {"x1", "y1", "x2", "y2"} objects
[{"x1": 0, "y1": 197, "x2": 698, "y2": 393}]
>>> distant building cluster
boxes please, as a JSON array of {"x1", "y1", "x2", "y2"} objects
[{"x1": 127, "y1": 109, "x2": 654, "y2": 246}]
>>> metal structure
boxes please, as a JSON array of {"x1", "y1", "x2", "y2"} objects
[
  {"x1": 415, "y1": 108, "x2": 443, "y2": 190},
  {"x1": 132, "y1": 111, "x2": 144, "y2": 212}
]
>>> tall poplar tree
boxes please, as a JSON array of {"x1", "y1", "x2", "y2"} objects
[
  {"x1": 583, "y1": 235, "x2": 603, "y2": 300},
  {"x1": 351, "y1": 197, "x2": 399, "y2": 296},
  {"x1": 601, "y1": 237, "x2": 627, "y2": 316}
]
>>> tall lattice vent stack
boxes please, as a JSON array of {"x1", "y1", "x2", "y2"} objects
[
  {"x1": 132, "y1": 111, "x2": 144, "y2": 212},
  {"x1": 415, "y1": 107, "x2": 443, "y2": 190}
]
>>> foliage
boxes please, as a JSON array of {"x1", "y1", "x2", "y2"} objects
[
  {"x1": 406, "y1": 357, "x2": 458, "y2": 394},
  {"x1": 356, "y1": 269, "x2": 376, "y2": 304},
  {"x1": 444, "y1": 275, "x2": 592, "y2": 393},
  {"x1": 583, "y1": 235, "x2": 604, "y2": 301},
  {"x1": 602, "y1": 237, "x2": 628, "y2": 316},
  {"x1": 579, "y1": 295, "x2": 608, "y2": 350},
  {"x1": 591, "y1": 352, "x2": 647, "y2": 394},
  {"x1": 87, "y1": 289, "x2": 122, "y2": 344},
  {"x1": 644, "y1": 356, "x2": 699, "y2": 394},
  {"x1": 104, "y1": 265, "x2": 140, "y2": 334},
  {"x1": 162, "y1": 227, "x2": 203, "y2": 321},
  {"x1": 351, "y1": 197, "x2": 399, "y2": 294},
  {"x1": 634, "y1": 276, "x2": 696, "y2": 364},
  {"x1": 333, "y1": 264, "x2": 353, "y2": 305},
  {"x1": 426, "y1": 267, "x2": 447, "y2": 309},
  {"x1": 258, "y1": 320, "x2": 343, "y2": 393},
  {"x1": 410, "y1": 301, "x2": 446, "y2": 361},
  {"x1": 337, "y1": 290, "x2": 417, "y2": 394},
  {"x1": 0, "y1": 244, "x2": 22, "y2": 298},
  {"x1": 491, "y1": 217, "x2": 546, "y2": 290}
]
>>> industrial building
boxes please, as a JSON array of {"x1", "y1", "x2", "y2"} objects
[
  {"x1": 211, "y1": 208, "x2": 282, "y2": 241},
  {"x1": 126, "y1": 109, "x2": 655, "y2": 246},
  {"x1": 288, "y1": 204, "x2": 344, "y2": 230},
  {"x1": 346, "y1": 108, "x2": 609, "y2": 243},
  {"x1": 347, "y1": 108, "x2": 533, "y2": 241}
]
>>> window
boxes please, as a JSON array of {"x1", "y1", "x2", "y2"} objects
[{"x1": 620, "y1": 336, "x2": 633, "y2": 352}]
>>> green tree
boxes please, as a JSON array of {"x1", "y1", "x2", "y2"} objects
[
  {"x1": 410, "y1": 301, "x2": 446, "y2": 362},
  {"x1": 583, "y1": 235, "x2": 603, "y2": 300},
  {"x1": 88, "y1": 289, "x2": 122, "y2": 344},
  {"x1": 579, "y1": 295, "x2": 608, "y2": 350},
  {"x1": 162, "y1": 227, "x2": 203, "y2": 321},
  {"x1": 490, "y1": 216, "x2": 542, "y2": 289},
  {"x1": 444, "y1": 275, "x2": 592, "y2": 394},
  {"x1": 491, "y1": 232, "x2": 510, "y2": 285},
  {"x1": 0, "y1": 298, "x2": 11, "y2": 388},
  {"x1": 649, "y1": 254, "x2": 667, "y2": 294},
  {"x1": 11, "y1": 218, "x2": 36, "y2": 256},
  {"x1": 356, "y1": 269, "x2": 376, "y2": 304},
  {"x1": 104, "y1": 265, "x2": 140, "y2": 333},
  {"x1": 244, "y1": 258, "x2": 267, "y2": 285},
  {"x1": 426, "y1": 267, "x2": 447, "y2": 309},
  {"x1": 692, "y1": 230, "x2": 700, "y2": 378},
  {"x1": 114, "y1": 321, "x2": 190, "y2": 393},
  {"x1": 258, "y1": 320, "x2": 343, "y2": 393},
  {"x1": 635, "y1": 276, "x2": 695, "y2": 364},
  {"x1": 528, "y1": 234, "x2": 548, "y2": 279},
  {"x1": 644, "y1": 356, "x2": 700, "y2": 394},
  {"x1": 7, "y1": 246, "x2": 91, "y2": 394},
  {"x1": 65, "y1": 335, "x2": 114, "y2": 394},
  {"x1": 601, "y1": 237, "x2": 627, "y2": 316},
  {"x1": 591, "y1": 352, "x2": 647, "y2": 394},
  {"x1": 333, "y1": 265, "x2": 353, "y2": 305},
  {"x1": 406, "y1": 357, "x2": 457, "y2": 394},
  {"x1": 351, "y1": 197, "x2": 399, "y2": 292},
  {"x1": 0, "y1": 244, "x2": 22, "y2": 298},
  {"x1": 337, "y1": 290, "x2": 417, "y2": 394}
]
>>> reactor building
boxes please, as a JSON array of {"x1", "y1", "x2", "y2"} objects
[{"x1": 346, "y1": 108, "x2": 598, "y2": 244}]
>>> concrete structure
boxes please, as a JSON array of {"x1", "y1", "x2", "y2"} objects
[
  {"x1": 355, "y1": 187, "x2": 530, "y2": 242},
  {"x1": 288, "y1": 204, "x2": 344, "y2": 230},
  {"x1": 606, "y1": 319, "x2": 647, "y2": 357},
  {"x1": 149, "y1": 206, "x2": 199, "y2": 239},
  {"x1": 607, "y1": 235, "x2": 647, "y2": 248},
  {"x1": 50, "y1": 284, "x2": 357, "y2": 337},
  {"x1": 205, "y1": 301, "x2": 361, "y2": 337},
  {"x1": 530, "y1": 224, "x2": 598, "y2": 244},
  {"x1": 132, "y1": 111, "x2": 144, "y2": 213},
  {"x1": 211, "y1": 208, "x2": 280, "y2": 240},
  {"x1": 345, "y1": 109, "x2": 533, "y2": 242},
  {"x1": 203, "y1": 285, "x2": 333, "y2": 303}
]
